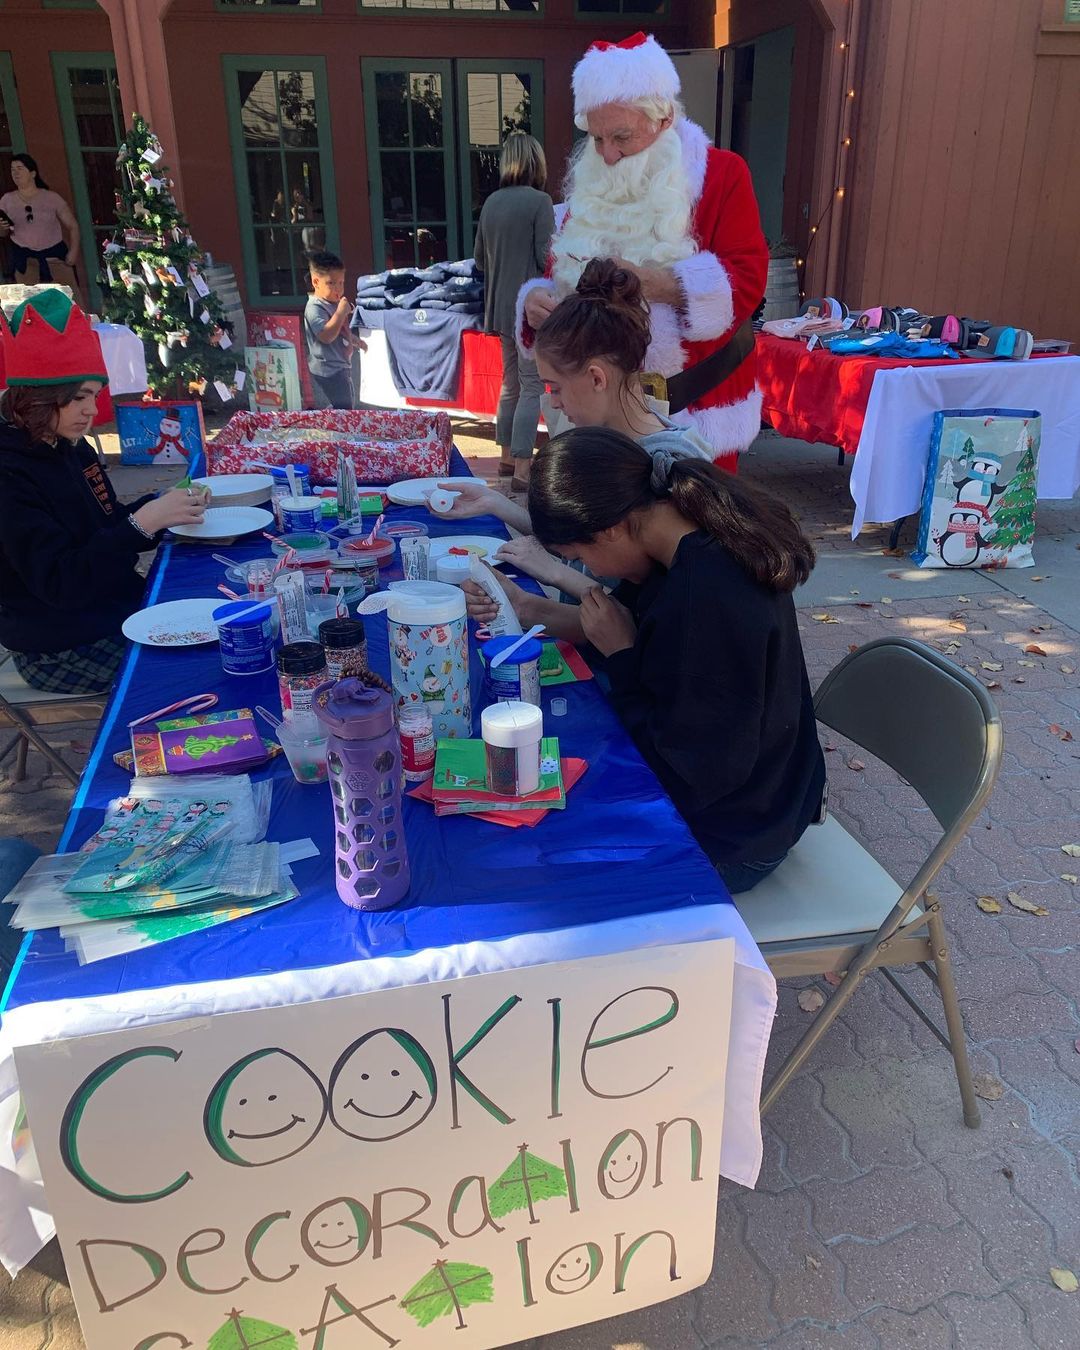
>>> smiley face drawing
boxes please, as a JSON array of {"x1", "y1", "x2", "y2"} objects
[
  {"x1": 598, "y1": 1128, "x2": 648, "y2": 1199},
  {"x1": 545, "y1": 1242, "x2": 604, "y2": 1295},
  {"x1": 204, "y1": 1048, "x2": 328, "y2": 1167},
  {"x1": 328, "y1": 1028, "x2": 437, "y2": 1142},
  {"x1": 301, "y1": 1197, "x2": 372, "y2": 1267}
]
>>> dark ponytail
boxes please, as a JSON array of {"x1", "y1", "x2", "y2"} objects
[
  {"x1": 535, "y1": 257, "x2": 650, "y2": 375},
  {"x1": 529, "y1": 427, "x2": 815, "y2": 594}
]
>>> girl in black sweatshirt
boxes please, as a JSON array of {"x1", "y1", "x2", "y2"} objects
[
  {"x1": 526, "y1": 426, "x2": 826, "y2": 895},
  {"x1": 0, "y1": 291, "x2": 207, "y2": 694}
]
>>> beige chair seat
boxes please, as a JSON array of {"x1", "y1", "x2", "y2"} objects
[
  {"x1": 736, "y1": 815, "x2": 907, "y2": 944},
  {"x1": 0, "y1": 663, "x2": 106, "y2": 726}
]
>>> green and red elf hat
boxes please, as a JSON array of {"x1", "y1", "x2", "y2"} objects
[{"x1": 0, "y1": 290, "x2": 107, "y2": 387}]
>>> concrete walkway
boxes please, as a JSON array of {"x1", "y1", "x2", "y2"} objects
[{"x1": 2, "y1": 428, "x2": 1078, "y2": 1350}]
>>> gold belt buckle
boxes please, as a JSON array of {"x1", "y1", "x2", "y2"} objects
[{"x1": 639, "y1": 371, "x2": 668, "y2": 403}]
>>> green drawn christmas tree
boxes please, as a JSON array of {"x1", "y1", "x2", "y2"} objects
[
  {"x1": 487, "y1": 1143, "x2": 568, "y2": 1222},
  {"x1": 207, "y1": 1310, "x2": 297, "y2": 1350},
  {"x1": 987, "y1": 445, "x2": 1037, "y2": 550},
  {"x1": 400, "y1": 1259, "x2": 494, "y2": 1330},
  {"x1": 99, "y1": 113, "x2": 239, "y2": 400}
]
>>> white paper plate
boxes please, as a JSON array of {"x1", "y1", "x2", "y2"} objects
[
  {"x1": 122, "y1": 599, "x2": 222, "y2": 647},
  {"x1": 170, "y1": 506, "x2": 274, "y2": 541},
  {"x1": 428, "y1": 535, "x2": 504, "y2": 563},
  {"x1": 386, "y1": 477, "x2": 476, "y2": 507},
  {"x1": 193, "y1": 474, "x2": 273, "y2": 506}
]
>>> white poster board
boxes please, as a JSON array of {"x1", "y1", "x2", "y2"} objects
[{"x1": 15, "y1": 941, "x2": 733, "y2": 1350}]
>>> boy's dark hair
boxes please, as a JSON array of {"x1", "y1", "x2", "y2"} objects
[
  {"x1": 530, "y1": 427, "x2": 816, "y2": 594},
  {"x1": 307, "y1": 250, "x2": 344, "y2": 276}
]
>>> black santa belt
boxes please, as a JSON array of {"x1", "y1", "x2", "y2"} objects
[{"x1": 640, "y1": 319, "x2": 755, "y2": 415}]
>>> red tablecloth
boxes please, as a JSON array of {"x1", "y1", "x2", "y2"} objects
[{"x1": 756, "y1": 332, "x2": 963, "y2": 456}]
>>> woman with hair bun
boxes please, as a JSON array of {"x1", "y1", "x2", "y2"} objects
[{"x1": 519, "y1": 425, "x2": 825, "y2": 893}]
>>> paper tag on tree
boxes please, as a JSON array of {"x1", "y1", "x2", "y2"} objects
[
  {"x1": 140, "y1": 145, "x2": 163, "y2": 166},
  {"x1": 141, "y1": 259, "x2": 159, "y2": 288},
  {"x1": 199, "y1": 308, "x2": 211, "y2": 325},
  {"x1": 219, "y1": 330, "x2": 232, "y2": 350},
  {"x1": 234, "y1": 369, "x2": 246, "y2": 390},
  {"x1": 190, "y1": 271, "x2": 211, "y2": 298},
  {"x1": 213, "y1": 381, "x2": 232, "y2": 403}
]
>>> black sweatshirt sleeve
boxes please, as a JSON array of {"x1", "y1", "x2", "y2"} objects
[
  {"x1": 605, "y1": 565, "x2": 770, "y2": 814},
  {"x1": 0, "y1": 463, "x2": 151, "y2": 611}
]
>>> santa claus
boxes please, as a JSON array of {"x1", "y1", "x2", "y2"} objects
[{"x1": 518, "y1": 32, "x2": 769, "y2": 468}]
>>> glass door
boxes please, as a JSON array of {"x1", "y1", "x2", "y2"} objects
[
  {"x1": 362, "y1": 59, "x2": 457, "y2": 272},
  {"x1": 51, "y1": 53, "x2": 124, "y2": 307},
  {"x1": 455, "y1": 59, "x2": 544, "y2": 241}
]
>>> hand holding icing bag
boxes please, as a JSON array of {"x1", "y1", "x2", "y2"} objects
[{"x1": 469, "y1": 556, "x2": 521, "y2": 637}]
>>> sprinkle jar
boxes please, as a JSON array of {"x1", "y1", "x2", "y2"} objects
[
  {"x1": 319, "y1": 616, "x2": 368, "y2": 682},
  {"x1": 277, "y1": 641, "x2": 328, "y2": 722}
]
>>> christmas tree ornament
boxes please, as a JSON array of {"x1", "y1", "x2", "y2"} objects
[
  {"x1": 158, "y1": 341, "x2": 174, "y2": 369},
  {"x1": 141, "y1": 259, "x2": 159, "y2": 287}
]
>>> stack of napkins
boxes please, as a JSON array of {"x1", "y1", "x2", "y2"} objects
[{"x1": 429, "y1": 738, "x2": 565, "y2": 816}]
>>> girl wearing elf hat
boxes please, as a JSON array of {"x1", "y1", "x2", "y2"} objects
[{"x1": 0, "y1": 292, "x2": 206, "y2": 693}]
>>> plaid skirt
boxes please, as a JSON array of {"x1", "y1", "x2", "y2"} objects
[{"x1": 12, "y1": 636, "x2": 125, "y2": 695}]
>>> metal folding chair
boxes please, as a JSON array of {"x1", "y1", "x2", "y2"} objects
[
  {"x1": 0, "y1": 652, "x2": 109, "y2": 787},
  {"x1": 736, "y1": 637, "x2": 1003, "y2": 1128}
]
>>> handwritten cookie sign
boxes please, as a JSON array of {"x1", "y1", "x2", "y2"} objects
[{"x1": 15, "y1": 941, "x2": 734, "y2": 1350}]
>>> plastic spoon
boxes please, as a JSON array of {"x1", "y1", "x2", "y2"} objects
[
  {"x1": 255, "y1": 705, "x2": 282, "y2": 731},
  {"x1": 285, "y1": 464, "x2": 299, "y2": 500},
  {"x1": 488, "y1": 623, "x2": 545, "y2": 670},
  {"x1": 212, "y1": 553, "x2": 241, "y2": 569}
]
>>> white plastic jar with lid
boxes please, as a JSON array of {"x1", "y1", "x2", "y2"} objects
[{"x1": 481, "y1": 700, "x2": 543, "y2": 795}]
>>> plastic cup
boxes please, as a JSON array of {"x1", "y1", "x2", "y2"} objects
[
  {"x1": 550, "y1": 696, "x2": 568, "y2": 717},
  {"x1": 276, "y1": 712, "x2": 330, "y2": 784},
  {"x1": 240, "y1": 558, "x2": 275, "y2": 597}
]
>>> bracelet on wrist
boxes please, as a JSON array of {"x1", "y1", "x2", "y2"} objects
[{"x1": 128, "y1": 512, "x2": 154, "y2": 540}]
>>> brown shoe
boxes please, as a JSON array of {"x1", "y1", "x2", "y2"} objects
[{"x1": 498, "y1": 462, "x2": 515, "y2": 477}]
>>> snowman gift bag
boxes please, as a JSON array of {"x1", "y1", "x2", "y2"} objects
[{"x1": 912, "y1": 408, "x2": 1041, "y2": 569}]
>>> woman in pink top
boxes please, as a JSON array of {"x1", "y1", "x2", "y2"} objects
[{"x1": 0, "y1": 154, "x2": 81, "y2": 289}]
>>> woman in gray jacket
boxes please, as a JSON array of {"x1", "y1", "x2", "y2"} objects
[{"x1": 474, "y1": 133, "x2": 554, "y2": 491}]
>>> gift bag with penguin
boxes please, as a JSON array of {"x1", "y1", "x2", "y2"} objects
[
  {"x1": 358, "y1": 580, "x2": 472, "y2": 739},
  {"x1": 912, "y1": 408, "x2": 1041, "y2": 569}
]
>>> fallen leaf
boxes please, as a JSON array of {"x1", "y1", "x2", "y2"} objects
[
  {"x1": 1031, "y1": 575, "x2": 1047, "y2": 582},
  {"x1": 1013, "y1": 676, "x2": 1026, "y2": 684},
  {"x1": 1007, "y1": 891, "x2": 1049, "y2": 916},
  {"x1": 880, "y1": 596, "x2": 893, "y2": 605},
  {"x1": 976, "y1": 896, "x2": 1002, "y2": 914},
  {"x1": 848, "y1": 643, "x2": 859, "y2": 653},
  {"x1": 1061, "y1": 844, "x2": 1080, "y2": 858},
  {"x1": 823, "y1": 744, "x2": 837, "y2": 752},
  {"x1": 798, "y1": 987, "x2": 825, "y2": 1013},
  {"x1": 973, "y1": 1073, "x2": 1004, "y2": 1101},
  {"x1": 1049, "y1": 724, "x2": 1063, "y2": 735},
  {"x1": 1025, "y1": 644, "x2": 1047, "y2": 656},
  {"x1": 981, "y1": 661, "x2": 1003, "y2": 671},
  {"x1": 964, "y1": 665, "x2": 978, "y2": 675},
  {"x1": 1062, "y1": 730, "x2": 1075, "y2": 743},
  {"x1": 1031, "y1": 625, "x2": 1051, "y2": 633},
  {"x1": 1002, "y1": 1166, "x2": 1014, "y2": 1180},
  {"x1": 804, "y1": 1253, "x2": 822, "y2": 1271},
  {"x1": 847, "y1": 757, "x2": 866, "y2": 771},
  {"x1": 1050, "y1": 1268, "x2": 1078, "y2": 1293},
  {"x1": 984, "y1": 680, "x2": 1002, "y2": 690},
  {"x1": 855, "y1": 601, "x2": 874, "y2": 609},
  {"x1": 1061, "y1": 665, "x2": 1075, "y2": 675},
  {"x1": 957, "y1": 594, "x2": 970, "y2": 602},
  {"x1": 824, "y1": 971, "x2": 846, "y2": 987},
  {"x1": 1061, "y1": 874, "x2": 1078, "y2": 884},
  {"x1": 812, "y1": 612, "x2": 840, "y2": 624},
  {"x1": 886, "y1": 570, "x2": 903, "y2": 580},
  {"x1": 849, "y1": 589, "x2": 860, "y2": 596}
]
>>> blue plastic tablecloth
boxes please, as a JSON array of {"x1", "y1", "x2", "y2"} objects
[{"x1": 3, "y1": 449, "x2": 731, "y2": 1015}]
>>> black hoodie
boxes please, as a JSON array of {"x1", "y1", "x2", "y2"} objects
[{"x1": 0, "y1": 417, "x2": 158, "y2": 653}]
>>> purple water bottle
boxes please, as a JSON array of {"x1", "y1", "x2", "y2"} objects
[{"x1": 312, "y1": 678, "x2": 411, "y2": 910}]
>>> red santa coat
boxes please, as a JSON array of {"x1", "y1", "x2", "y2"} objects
[{"x1": 519, "y1": 120, "x2": 769, "y2": 469}]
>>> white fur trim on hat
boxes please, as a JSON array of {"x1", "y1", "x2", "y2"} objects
[
  {"x1": 573, "y1": 33, "x2": 681, "y2": 130},
  {"x1": 671, "y1": 388, "x2": 763, "y2": 456},
  {"x1": 672, "y1": 251, "x2": 735, "y2": 343}
]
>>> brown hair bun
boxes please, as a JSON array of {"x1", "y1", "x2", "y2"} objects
[
  {"x1": 575, "y1": 258, "x2": 644, "y2": 312},
  {"x1": 536, "y1": 257, "x2": 651, "y2": 376}
]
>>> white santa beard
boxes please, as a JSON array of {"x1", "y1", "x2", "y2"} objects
[{"x1": 551, "y1": 127, "x2": 698, "y2": 296}]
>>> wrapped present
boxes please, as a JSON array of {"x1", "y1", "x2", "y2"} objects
[{"x1": 207, "y1": 408, "x2": 453, "y2": 486}]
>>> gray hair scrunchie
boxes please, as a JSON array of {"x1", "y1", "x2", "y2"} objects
[{"x1": 647, "y1": 444, "x2": 700, "y2": 494}]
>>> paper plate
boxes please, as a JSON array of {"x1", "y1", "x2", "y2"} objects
[
  {"x1": 122, "y1": 599, "x2": 222, "y2": 647},
  {"x1": 385, "y1": 477, "x2": 476, "y2": 507},
  {"x1": 193, "y1": 474, "x2": 273, "y2": 507},
  {"x1": 429, "y1": 535, "x2": 504, "y2": 563},
  {"x1": 170, "y1": 507, "x2": 274, "y2": 541}
]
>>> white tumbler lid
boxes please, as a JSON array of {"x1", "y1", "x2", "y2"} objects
[{"x1": 481, "y1": 700, "x2": 543, "y2": 748}]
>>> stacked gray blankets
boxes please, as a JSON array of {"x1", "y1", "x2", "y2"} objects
[{"x1": 353, "y1": 259, "x2": 484, "y2": 314}]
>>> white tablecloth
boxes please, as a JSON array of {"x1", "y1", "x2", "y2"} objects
[
  {"x1": 849, "y1": 356, "x2": 1080, "y2": 536},
  {"x1": 91, "y1": 321, "x2": 147, "y2": 396},
  {"x1": 0, "y1": 905, "x2": 775, "y2": 1277}
]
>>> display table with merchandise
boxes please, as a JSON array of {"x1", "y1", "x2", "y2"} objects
[
  {"x1": 0, "y1": 449, "x2": 775, "y2": 1349},
  {"x1": 755, "y1": 332, "x2": 1080, "y2": 535}
]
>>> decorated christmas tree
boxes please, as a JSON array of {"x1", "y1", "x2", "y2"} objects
[
  {"x1": 988, "y1": 445, "x2": 1037, "y2": 549},
  {"x1": 99, "y1": 114, "x2": 239, "y2": 400}
]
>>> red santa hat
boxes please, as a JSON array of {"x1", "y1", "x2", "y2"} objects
[
  {"x1": 0, "y1": 291, "x2": 107, "y2": 387},
  {"x1": 573, "y1": 32, "x2": 681, "y2": 130}
]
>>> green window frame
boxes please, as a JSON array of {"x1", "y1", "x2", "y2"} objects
[
  {"x1": 455, "y1": 58, "x2": 544, "y2": 237},
  {"x1": 42, "y1": 2, "x2": 102, "y2": 9},
  {"x1": 51, "y1": 52, "x2": 124, "y2": 308},
  {"x1": 358, "y1": 0, "x2": 542, "y2": 17},
  {"x1": 362, "y1": 58, "x2": 459, "y2": 271},
  {"x1": 0, "y1": 55, "x2": 26, "y2": 171},
  {"x1": 223, "y1": 55, "x2": 339, "y2": 307}
]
